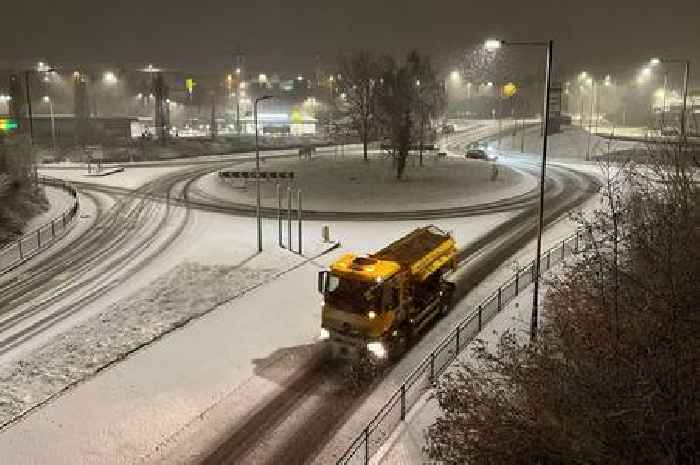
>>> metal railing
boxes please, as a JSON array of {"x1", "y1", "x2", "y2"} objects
[
  {"x1": 0, "y1": 177, "x2": 79, "y2": 274},
  {"x1": 336, "y1": 228, "x2": 588, "y2": 465}
]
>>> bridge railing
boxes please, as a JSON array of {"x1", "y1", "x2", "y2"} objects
[{"x1": 0, "y1": 177, "x2": 80, "y2": 274}]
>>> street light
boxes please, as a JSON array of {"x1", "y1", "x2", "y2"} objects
[
  {"x1": 254, "y1": 95, "x2": 274, "y2": 252},
  {"x1": 485, "y1": 37, "x2": 554, "y2": 341},
  {"x1": 651, "y1": 57, "x2": 691, "y2": 143},
  {"x1": 43, "y1": 96, "x2": 56, "y2": 154}
]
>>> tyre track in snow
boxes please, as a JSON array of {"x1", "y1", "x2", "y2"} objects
[
  {"x1": 0, "y1": 162, "x2": 239, "y2": 358},
  {"x1": 198, "y1": 161, "x2": 600, "y2": 465}
]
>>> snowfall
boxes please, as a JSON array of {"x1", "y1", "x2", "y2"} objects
[{"x1": 0, "y1": 120, "x2": 621, "y2": 464}]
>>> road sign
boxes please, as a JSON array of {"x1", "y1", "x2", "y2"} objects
[
  {"x1": 0, "y1": 118, "x2": 18, "y2": 133},
  {"x1": 219, "y1": 170, "x2": 295, "y2": 180}
]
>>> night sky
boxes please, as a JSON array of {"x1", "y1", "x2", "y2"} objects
[{"x1": 3, "y1": 0, "x2": 699, "y2": 79}]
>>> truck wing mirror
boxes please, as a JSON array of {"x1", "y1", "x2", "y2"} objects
[{"x1": 318, "y1": 271, "x2": 328, "y2": 294}]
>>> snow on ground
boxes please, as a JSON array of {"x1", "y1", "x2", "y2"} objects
[
  {"x1": 311, "y1": 174, "x2": 606, "y2": 464},
  {"x1": 0, "y1": 260, "x2": 281, "y2": 427},
  {"x1": 374, "y1": 284, "x2": 537, "y2": 465},
  {"x1": 192, "y1": 151, "x2": 535, "y2": 212},
  {"x1": 21, "y1": 185, "x2": 75, "y2": 234},
  {"x1": 0, "y1": 203, "x2": 518, "y2": 465},
  {"x1": 493, "y1": 125, "x2": 641, "y2": 161}
]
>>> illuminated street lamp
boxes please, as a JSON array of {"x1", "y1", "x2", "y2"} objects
[
  {"x1": 485, "y1": 37, "x2": 554, "y2": 341},
  {"x1": 42, "y1": 96, "x2": 56, "y2": 153},
  {"x1": 254, "y1": 95, "x2": 274, "y2": 252},
  {"x1": 450, "y1": 70, "x2": 460, "y2": 83},
  {"x1": 103, "y1": 71, "x2": 118, "y2": 84}
]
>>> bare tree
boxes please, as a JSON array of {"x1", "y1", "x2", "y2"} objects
[
  {"x1": 426, "y1": 142, "x2": 699, "y2": 465},
  {"x1": 338, "y1": 50, "x2": 380, "y2": 161}
]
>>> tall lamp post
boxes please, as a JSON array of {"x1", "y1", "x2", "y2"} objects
[
  {"x1": 486, "y1": 38, "x2": 553, "y2": 341},
  {"x1": 254, "y1": 95, "x2": 274, "y2": 252},
  {"x1": 43, "y1": 96, "x2": 56, "y2": 154},
  {"x1": 650, "y1": 57, "x2": 690, "y2": 144}
]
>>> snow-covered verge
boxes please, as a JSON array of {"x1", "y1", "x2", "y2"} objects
[
  {"x1": 374, "y1": 284, "x2": 537, "y2": 465},
  {"x1": 0, "y1": 178, "x2": 48, "y2": 247},
  {"x1": 0, "y1": 261, "x2": 280, "y2": 428}
]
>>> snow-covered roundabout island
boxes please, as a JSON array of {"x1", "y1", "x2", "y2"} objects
[{"x1": 192, "y1": 151, "x2": 537, "y2": 214}]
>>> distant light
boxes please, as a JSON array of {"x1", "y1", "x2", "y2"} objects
[
  {"x1": 484, "y1": 39, "x2": 502, "y2": 50},
  {"x1": 73, "y1": 71, "x2": 81, "y2": 79},
  {"x1": 259, "y1": 73, "x2": 268, "y2": 83},
  {"x1": 486, "y1": 81, "x2": 494, "y2": 87},
  {"x1": 42, "y1": 96, "x2": 50, "y2": 103},
  {"x1": 297, "y1": 75, "x2": 304, "y2": 81},
  {"x1": 578, "y1": 71, "x2": 588, "y2": 80},
  {"x1": 450, "y1": 70, "x2": 460, "y2": 82},
  {"x1": 649, "y1": 57, "x2": 661, "y2": 66},
  {"x1": 103, "y1": 71, "x2": 117, "y2": 84},
  {"x1": 227, "y1": 74, "x2": 233, "y2": 82},
  {"x1": 416, "y1": 79, "x2": 421, "y2": 87},
  {"x1": 137, "y1": 93, "x2": 143, "y2": 99},
  {"x1": 329, "y1": 75, "x2": 334, "y2": 82},
  {"x1": 166, "y1": 98, "x2": 170, "y2": 103},
  {"x1": 235, "y1": 67, "x2": 241, "y2": 75}
]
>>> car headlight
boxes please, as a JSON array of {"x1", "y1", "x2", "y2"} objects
[
  {"x1": 367, "y1": 310, "x2": 377, "y2": 320},
  {"x1": 319, "y1": 328, "x2": 330, "y2": 340},
  {"x1": 367, "y1": 341, "x2": 387, "y2": 359}
]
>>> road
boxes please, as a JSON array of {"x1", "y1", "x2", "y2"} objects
[
  {"x1": 0, "y1": 121, "x2": 599, "y2": 464},
  {"x1": 196, "y1": 135, "x2": 600, "y2": 465}
]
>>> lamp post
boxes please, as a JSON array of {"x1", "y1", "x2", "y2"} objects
[
  {"x1": 485, "y1": 38, "x2": 553, "y2": 341},
  {"x1": 43, "y1": 96, "x2": 56, "y2": 154},
  {"x1": 254, "y1": 95, "x2": 273, "y2": 252}
]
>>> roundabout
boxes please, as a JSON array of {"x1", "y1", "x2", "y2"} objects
[{"x1": 188, "y1": 151, "x2": 544, "y2": 220}]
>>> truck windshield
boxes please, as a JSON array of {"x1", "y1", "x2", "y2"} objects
[{"x1": 327, "y1": 275, "x2": 378, "y2": 311}]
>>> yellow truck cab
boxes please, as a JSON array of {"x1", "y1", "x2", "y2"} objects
[{"x1": 318, "y1": 226, "x2": 457, "y2": 360}]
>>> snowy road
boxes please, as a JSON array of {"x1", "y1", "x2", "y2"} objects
[{"x1": 0, "y1": 122, "x2": 601, "y2": 464}]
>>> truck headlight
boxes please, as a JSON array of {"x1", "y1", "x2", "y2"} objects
[
  {"x1": 319, "y1": 328, "x2": 330, "y2": 340},
  {"x1": 367, "y1": 341, "x2": 387, "y2": 359}
]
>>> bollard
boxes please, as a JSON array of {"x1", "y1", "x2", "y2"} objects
[
  {"x1": 277, "y1": 184, "x2": 283, "y2": 248},
  {"x1": 478, "y1": 305, "x2": 482, "y2": 331},
  {"x1": 456, "y1": 325, "x2": 460, "y2": 352},
  {"x1": 18, "y1": 239, "x2": 23, "y2": 260},
  {"x1": 364, "y1": 427, "x2": 369, "y2": 464},
  {"x1": 37, "y1": 229, "x2": 41, "y2": 248},
  {"x1": 562, "y1": 240, "x2": 565, "y2": 260},
  {"x1": 515, "y1": 270, "x2": 519, "y2": 296},
  {"x1": 400, "y1": 384, "x2": 406, "y2": 420},
  {"x1": 430, "y1": 352, "x2": 435, "y2": 383},
  {"x1": 51, "y1": 220, "x2": 55, "y2": 239},
  {"x1": 287, "y1": 186, "x2": 292, "y2": 250},
  {"x1": 297, "y1": 189, "x2": 302, "y2": 255}
]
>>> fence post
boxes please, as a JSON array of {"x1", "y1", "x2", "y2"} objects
[
  {"x1": 562, "y1": 240, "x2": 565, "y2": 260},
  {"x1": 456, "y1": 325, "x2": 460, "y2": 352},
  {"x1": 430, "y1": 352, "x2": 435, "y2": 383},
  {"x1": 400, "y1": 384, "x2": 406, "y2": 420},
  {"x1": 515, "y1": 270, "x2": 519, "y2": 296},
  {"x1": 478, "y1": 305, "x2": 482, "y2": 331},
  {"x1": 62, "y1": 212, "x2": 66, "y2": 228},
  {"x1": 18, "y1": 239, "x2": 23, "y2": 260},
  {"x1": 498, "y1": 287, "x2": 502, "y2": 311},
  {"x1": 37, "y1": 229, "x2": 41, "y2": 249},
  {"x1": 364, "y1": 427, "x2": 369, "y2": 465}
]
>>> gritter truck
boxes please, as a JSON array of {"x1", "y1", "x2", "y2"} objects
[{"x1": 318, "y1": 226, "x2": 457, "y2": 360}]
